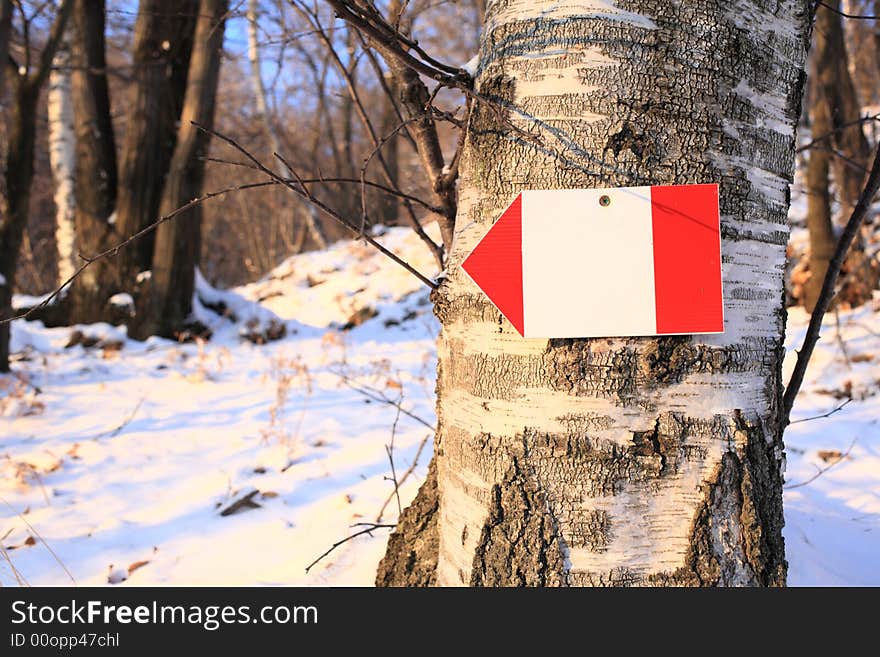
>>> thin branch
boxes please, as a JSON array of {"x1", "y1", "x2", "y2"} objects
[
  {"x1": 784, "y1": 438, "x2": 857, "y2": 489},
  {"x1": 333, "y1": 369, "x2": 435, "y2": 430},
  {"x1": 814, "y1": 0, "x2": 879, "y2": 19},
  {"x1": 376, "y1": 432, "x2": 429, "y2": 522},
  {"x1": 194, "y1": 121, "x2": 439, "y2": 289},
  {"x1": 200, "y1": 157, "x2": 444, "y2": 214},
  {"x1": 797, "y1": 113, "x2": 880, "y2": 153},
  {"x1": 0, "y1": 181, "x2": 281, "y2": 324},
  {"x1": 29, "y1": 0, "x2": 71, "y2": 90},
  {"x1": 384, "y1": 401, "x2": 403, "y2": 519},
  {"x1": 85, "y1": 398, "x2": 146, "y2": 440},
  {"x1": 782, "y1": 141, "x2": 880, "y2": 425},
  {"x1": 788, "y1": 398, "x2": 852, "y2": 425},
  {"x1": 304, "y1": 522, "x2": 395, "y2": 573}
]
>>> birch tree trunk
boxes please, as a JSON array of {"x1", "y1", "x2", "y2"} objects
[
  {"x1": 48, "y1": 32, "x2": 77, "y2": 286},
  {"x1": 380, "y1": 0, "x2": 811, "y2": 587}
]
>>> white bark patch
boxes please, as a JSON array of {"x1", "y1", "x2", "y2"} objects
[
  {"x1": 511, "y1": 46, "x2": 613, "y2": 122},
  {"x1": 48, "y1": 38, "x2": 76, "y2": 285},
  {"x1": 486, "y1": 0, "x2": 657, "y2": 32},
  {"x1": 732, "y1": 80, "x2": 794, "y2": 136}
]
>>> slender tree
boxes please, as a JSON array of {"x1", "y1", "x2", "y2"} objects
[
  {"x1": 47, "y1": 24, "x2": 76, "y2": 285},
  {"x1": 131, "y1": 0, "x2": 228, "y2": 339},
  {"x1": 247, "y1": 0, "x2": 327, "y2": 249},
  {"x1": 0, "y1": 0, "x2": 73, "y2": 371},
  {"x1": 378, "y1": 0, "x2": 811, "y2": 586}
]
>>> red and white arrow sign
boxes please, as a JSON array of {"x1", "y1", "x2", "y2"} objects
[{"x1": 461, "y1": 184, "x2": 724, "y2": 338}]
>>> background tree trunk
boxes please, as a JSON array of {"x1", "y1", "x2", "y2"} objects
[
  {"x1": 804, "y1": 21, "x2": 839, "y2": 313},
  {"x1": 131, "y1": 0, "x2": 227, "y2": 340},
  {"x1": 379, "y1": 0, "x2": 811, "y2": 587},
  {"x1": 113, "y1": 0, "x2": 197, "y2": 285},
  {"x1": 247, "y1": 0, "x2": 327, "y2": 250},
  {"x1": 0, "y1": 0, "x2": 11, "y2": 99},
  {"x1": 0, "y1": 1, "x2": 72, "y2": 371},
  {"x1": 814, "y1": 0, "x2": 879, "y2": 307},
  {"x1": 48, "y1": 28, "x2": 76, "y2": 286},
  {"x1": 67, "y1": 0, "x2": 118, "y2": 324}
]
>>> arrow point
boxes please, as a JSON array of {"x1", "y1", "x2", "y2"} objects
[{"x1": 461, "y1": 194, "x2": 525, "y2": 337}]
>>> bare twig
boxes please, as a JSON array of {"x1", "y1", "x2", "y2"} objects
[
  {"x1": 782, "y1": 141, "x2": 880, "y2": 426},
  {"x1": 0, "y1": 496, "x2": 76, "y2": 584},
  {"x1": 193, "y1": 121, "x2": 440, "y2": 290},
  {"x1": 797, "y1": 112, "x2": 880, "y2": 153},
  {"x1": 0, "y1": 540, "x2": 29, "y2": 586},
  {"x1": 384, "y1": 401, "x2": 404, "y2": 519},
  {"x1": 86, "y1": 398, "x2": 145, "y2": 441},
  {"x1": 332, "y1": 369, "x2": 434, "y2": 430},
  {"x1": 376, "y1": 432, "x2": 429, "y2": 522},
  {"x1": 304, "y1": 522, "x2": 395, "y2": 573},
  {"x1": 784, "y1": 438, "x2": 857, "y2": 489},
  {"x1": 788, "y1": 398, "x2": 852, "y2": 425},
  {"x1": 814, "y1": 0, "x2": 879, "y2": 19},
  {"x1": 1, "y1": 180, "x2": 282, "y2": 324},
  {"x1": 834, "y1": 307, "x2": 851, "y2": 368}
]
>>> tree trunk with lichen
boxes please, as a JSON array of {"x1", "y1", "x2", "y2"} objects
[{"x1": 378, "y1": 0, "x2": 811, "y2": 587}]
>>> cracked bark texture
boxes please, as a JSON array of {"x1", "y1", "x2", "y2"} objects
[{"x1": 380, "y1": 0, "x2": 812, "y2": 587}]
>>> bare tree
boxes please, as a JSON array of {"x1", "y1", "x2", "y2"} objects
[
  {"x1": 66, "y1": 0, "x2": 118, "y2": 324},
  {"x1": 247, "y1": 0, "x2": 327, "y2": 249},
  {"x1": 132, "y1": 0, "x2": 228, "y2": 339},
  {"x1": 114, "y1": 0, "x2": 197, "y2": 284},
  {"x1": 0, "y1": 0, "x2": 73, "y2": 371}
]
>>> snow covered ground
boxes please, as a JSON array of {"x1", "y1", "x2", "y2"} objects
[{"x1": 0, "y1": 224, "x2": 878, "y2": 587}]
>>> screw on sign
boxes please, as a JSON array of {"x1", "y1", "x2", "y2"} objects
[{"x1": 461, "y1": 184, "x2": 724, "y2": 339}]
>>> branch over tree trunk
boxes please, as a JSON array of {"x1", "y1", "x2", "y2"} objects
[
  {"x1": 131, "y1": 0, "x2": 228, "y2": 340},
  {"x1": 66, "y1": 0, "x2": 118, "y2": 324},
  {"x1": 113, "y1": 0, "x2": 197, "y2": 284}
]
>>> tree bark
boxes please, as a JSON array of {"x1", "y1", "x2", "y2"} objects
[
  {"x1": 379, "y1": 0, "x2": 811, "y2": 587},
  {"x1": 130, "y1": 0, "x2": 227, "y2": 340},
  {"x1": 113, "y1": 0, "x2": 197, "y2": 284},
  {"x1": 0, "y1": 0, "x2": 73, "y2": 371},
  {"x1": 66, "y1": 0, "x2": 118, "y2": 324}
]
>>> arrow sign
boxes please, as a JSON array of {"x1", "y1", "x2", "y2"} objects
[{"x1": 461, "y1": 184, "x2": 724, "y2": 338}]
